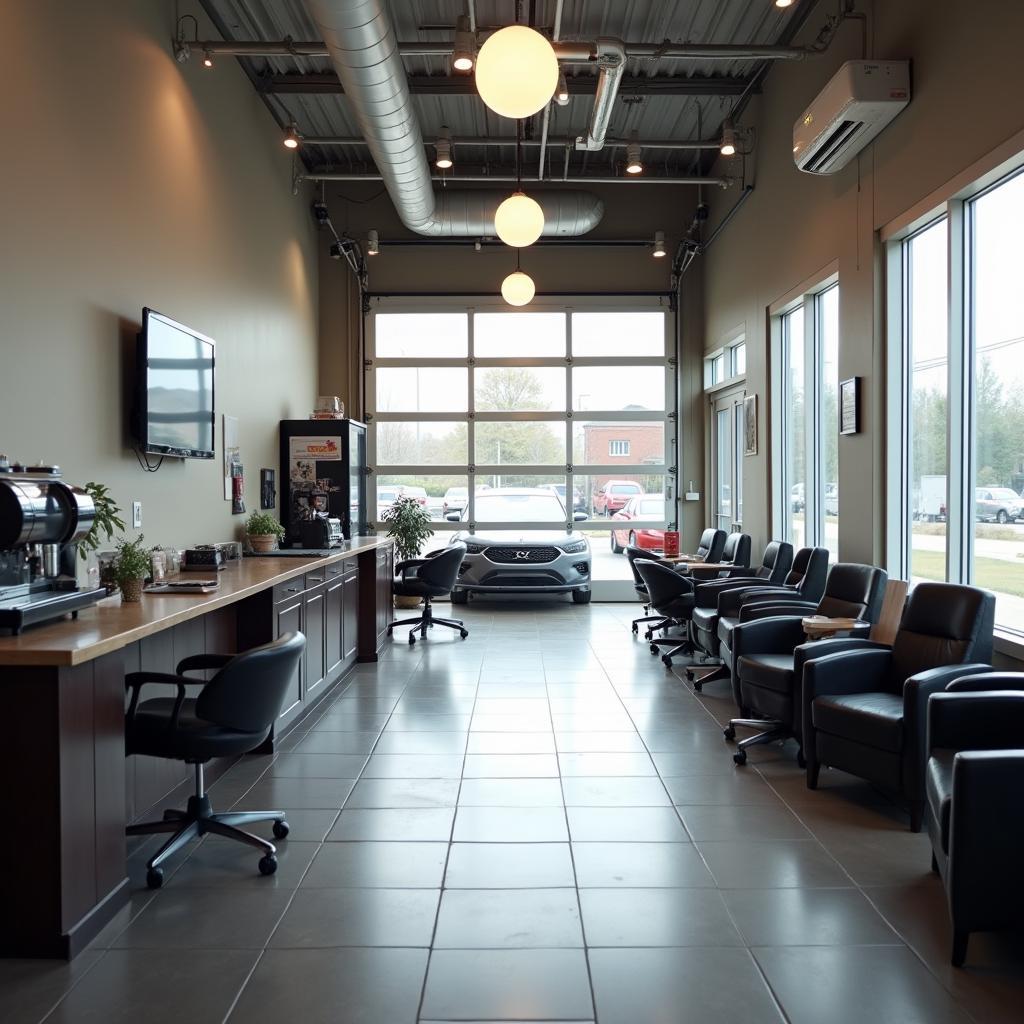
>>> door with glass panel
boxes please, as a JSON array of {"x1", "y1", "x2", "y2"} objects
[
  {"x1": 366, "y1": 303, "x2": 675, "y2": 600},
  {"x1": 710, "y1": 390, "x2": 744, "y2": 534}
]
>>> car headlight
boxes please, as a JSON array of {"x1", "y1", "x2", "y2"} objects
[
  {"x1": 464, "y1": 542, "x2": 486, "y2": 555},
  {"x1": 560, "y1": 539, "x2": 588, "y2": 554}
]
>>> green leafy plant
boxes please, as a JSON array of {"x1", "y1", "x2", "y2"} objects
[
  {"x1": 79, "y1": 482, "x2": 126, "y2": 561},
  {"x1": 110, "y1": 535, "x2": 151, "y2": 585},
  {"x1": 381, "y1": 496, "x2": 434, "y2": 561},
  {"x1": 245, "y1": 511, "x2": 286, "y2": 538}
]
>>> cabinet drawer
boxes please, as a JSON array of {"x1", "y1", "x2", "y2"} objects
[{"x1": 273, "y1": 578, "x2": 305, "y2": 604}]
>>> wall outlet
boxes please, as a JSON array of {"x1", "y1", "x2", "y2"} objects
[{"x1": 132, "y1": 501, "x2": 142, "y2": 529}]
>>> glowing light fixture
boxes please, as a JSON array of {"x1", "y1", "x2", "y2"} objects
[
  {"x1": 554, "y1": 71, "x2": 570, "y2": 106},
  {"x1": 652, "y1": 231, "x2": 667, "y2": 258},
  {"x1": 452, "y1": 15, "x2": 475, "y2": 72},
  {"x1": 475, "y1": 25, "x2": 559, "y2": 119},
  {"x1": 720, "y1": 118, "x2": 737, "y2": 156},
  {"x1": 494, "y1": 191, "x2": 545, "y2": 247},
  {"x1": 202, "y1": 48, "x2": 214, "y2": 68},
  {"x1": 283, "y1": 123, "x2": 301, "y2": 150},
  {"x1": 775, "y1": 0, "x2": 794, "y2": 8},
  {"x1": 367, "y1": 230, "x2": 379, "y2": 256},
  {"x1": 435, "y1": 126, "x2": 454, "y2": 169},
  {"x1": 625, "y1": 132, "x2": 643, "y2": 175},
  {"x1": 501, "y1": 270, "x2": 535, "y2": 306}
]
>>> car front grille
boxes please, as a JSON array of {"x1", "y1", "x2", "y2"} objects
[
  {"x1": 479, "y1": 571, "x2": 564, "y2": 587},
  {"x1": 485, "y1": 546, "x2": 560, "y2": 564}
]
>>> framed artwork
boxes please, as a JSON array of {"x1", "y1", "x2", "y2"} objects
[
  {"x1": 743, "y1": 394, "x2": 757, "y2": 456},
  {"x1": 840, "y1": 377, "x2": 860, "y2": 435}
]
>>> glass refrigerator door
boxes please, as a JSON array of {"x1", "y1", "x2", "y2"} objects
[{"x1": 349, "y1": 422, "x2": 366, "y2": 535}]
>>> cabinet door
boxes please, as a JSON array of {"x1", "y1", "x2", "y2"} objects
[
  {"x1": 342, "y1": 571, "x2": 359, "y2": 666},
  {"x1": 304, "y1": 584, "x2": 327, "y2": 700},
  {"x1": 274, "y1": 598, "x2": 304, "y2": 725},
  {"x1": 376, "y1": 549, "x2": 392, "y2": 642},
  {"x1": 325, "y1": 577, "x2": 344, "y2": 679}
]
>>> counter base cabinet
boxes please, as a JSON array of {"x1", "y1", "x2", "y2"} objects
[{"x1": 359, "y1": 543, "x2": 394, "y2": 661}]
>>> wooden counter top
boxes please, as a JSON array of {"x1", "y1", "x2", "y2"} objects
[{"x1": 0, "y1": 536, "x2": 394, "y2": 668}]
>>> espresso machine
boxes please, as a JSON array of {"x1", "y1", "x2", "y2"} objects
[{"x1": 0, "y1": 459, "x2": 105, "y2": 634}]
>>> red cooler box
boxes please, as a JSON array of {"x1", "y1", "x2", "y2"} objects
[{"x1": 663, "y1": 531, "x2": 680, "y2": 557}]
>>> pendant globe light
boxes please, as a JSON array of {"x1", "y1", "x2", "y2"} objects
[
  {"x1": 475, "y1": 24, "x2": 559, "y2": 120},
  {"x1": 494, "y1": 122, "x2": 545, "y2": 247},
  {"x1": 501, "y1": 250, "x2": 535, "y2": 306}
]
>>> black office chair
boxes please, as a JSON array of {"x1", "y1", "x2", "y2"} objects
[
  {"x1": 388, "y1": 543, "x2": 469, "y2": 645},
  {"x1": 926, "y1": 672, "x2": 1024, "y2": 965},
  {"x1": 692, "y1": 528, "x2": 727, "y2": 563},
  {"x1": 125, "y1": 632, "x2": 306, "y2": 888},
  {"x1": 728, "y1": 563, "x2": 888, "y2": 766},
  {"x1": 802, "y1": 582, "x2": 994, "y2": 830},
  {"x1": 627, "y1": 545, "x2": 674, "y2": 639},
  {"x1": 634, "y1": 559, "x2": 697, "y2": 667}
]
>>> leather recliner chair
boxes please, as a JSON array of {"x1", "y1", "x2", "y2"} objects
[
  {"x1": 801, "y1": 582, "x2": 995, "y2": 831},
  {"x1": 727, "y1": 563, "x2": 888, "y2": 766},
  {"x1": 926, "y1": 672, "x2": 1024, "y2": 966}
]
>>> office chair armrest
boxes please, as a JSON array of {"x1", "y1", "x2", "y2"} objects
[
  {"x1": 176, "y1": 653, "x2": 234, "y2": 675},
  {"x1": 738, "y1": 599, "x2": 816, "y2": 622},
  {"x1": 125, "y1": 671, "x2": 189, "y2": 730},
  {"x1": 945, "y1": 671, "x2": 1024, "y2": 692},
  {"x1": 803, "y1": 648, "x2": 892, "y2": 701},
  {"x1": 730, "y1": 615, "x2": 806, "y2": 659},
  {"x1": 928, "y1": 690, "x2": 1024, "y2": 752},
  {"x1": 716, "y1": 584, "x2": 790, "y2": 617},
  {"x1": 905, "y1": 663, "x2": 995, "y2": 739}
]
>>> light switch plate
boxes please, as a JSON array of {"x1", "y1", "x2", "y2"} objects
[{"x1": 684, "y1": 491, "x2": 700, "y2": 501}]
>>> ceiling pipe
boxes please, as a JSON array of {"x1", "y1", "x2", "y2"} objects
[
  {"x1": 300, "y1": 135, "x2": 722, "y2": 150},
  {"x1": 299, "y1": 172, "x2": 729, "y2": 187},
  {"x1": 536, "y1": 0, "x2": 564, "y2": 180},
  {"x1": 576, "y1": 38, "x2": 626, "y2": 152}
]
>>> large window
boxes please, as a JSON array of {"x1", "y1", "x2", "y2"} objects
[
  {"x1": 889, "y1": 166, "x2": 1024, "y2": 634},
  {"x1": 774, "y1": 283, "x2": 840, "y2": 559}
]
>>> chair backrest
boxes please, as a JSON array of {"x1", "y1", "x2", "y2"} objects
[
  {"x1": 890, "y1": 582, "x2": 995, "y2": 683},
  {"x1": 696, "y1": 528, "x2": 727, "y2": 562},
  {"x1": 755, "y1": 540, "x2": 794, "y2": 583},
  {"x1": 196, "y1": 632, "x2": 307, "y2": 734},
  {"x1": 787, "y1": 547, "x2": 828, "y2": 600},
  {"x1": 634, "y1": 559, "x2": 693, "y2": 610},
  {"x1": 417, "y1": 542, "x2": 467, "y2": 591},
  {"x1": 816, "y1": 563, "x2": 888, "y2": 621},
  {"x1": 722, "y1": 533, "x2": 751, "y2": 568},
  {"x1": 626, "y1": 544, "x2": 658, "y2": 589}
]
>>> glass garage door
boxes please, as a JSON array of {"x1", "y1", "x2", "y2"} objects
[{"x1": 366, "y1": 300, "x2": 676, "y2": 600}]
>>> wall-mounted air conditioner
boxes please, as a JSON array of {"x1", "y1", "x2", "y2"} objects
[{"x1": 793, "y1": 60, "x2": 910, "y2": 175}]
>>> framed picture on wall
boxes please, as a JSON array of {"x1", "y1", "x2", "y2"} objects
[
  {"x1": 840, "y1": 377, "x2": 860, "y2": 435},
  {"x1": 743, "y1": 394, "x2": 757, "y2": 456}
]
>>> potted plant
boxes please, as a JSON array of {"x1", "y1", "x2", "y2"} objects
[
  {"x1": 381, "y1": 496, "x2": 434, "y2": 608},
  {"x1": 111, "y1": 535, "x2": 151, "y2": 603},
  {"x1": 79, "y1": 482, "x2": 126, "y2": 563},
  {"x1": 245, "y1": 511, "x2": 286, "y2": 553}
]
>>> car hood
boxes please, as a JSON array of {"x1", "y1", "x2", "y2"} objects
[{"x1": 455, "y1": 529, "x2": 588, "y2": 546}]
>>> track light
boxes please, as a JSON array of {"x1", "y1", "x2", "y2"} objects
[
  {"x1": 202, "y1": 48, "x2": 213, "y2": 68},
  {"x1": 555, "y1": 71, "x2": 570, "y2": 106},
  {"x1": 283, "y1": 123, "x2": 301, "y2": 150},
  {"x1": 652, "y1": 231, "x2": 667, "y2": 258},
  {"x1": 435, "y1": 127, "x2": 453, "y2": 170},
  {"x1": 367, "y1": 230, "x2": 379, "y2": 256},
  {"x1": 775, "y1": 0, "x2": 794, "y2": 8},
  {"x1": 452, "y1": 15, "x2": 475, "y2": 72},
  {"x1": 625, "y1": 132, "x2": 643, "y2": 175},
  {"x1": 720, "y1": 119, "x2": 737, "y2": 156}
]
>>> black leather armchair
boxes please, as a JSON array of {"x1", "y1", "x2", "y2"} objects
[
  {"x1": 634, "y1": 558, "x2": 696, "y2": 666},
  {"x1": 727, "y1": 563, "x2": 888, "y2": 766},
  {"x1": 926, "y1": 673, "x2": 1024, "y2": 965},
  {"x1": 691, "y1": 528, "x2": 728, "y2": 563},
  {"x1": 388, "y1": 542, "x2": 469, "y2": 645},
  {"x1": 801, "y1": 582, "x2": 995, "y2": 831},
  {"x1": 125, "y1": 632, "x2": 306, "y2": 887}
]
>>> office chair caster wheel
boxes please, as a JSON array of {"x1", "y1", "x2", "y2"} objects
[
  {"x1": 733, "y1": 750, "x2": 747, "y2": 766},
  {"x1": 408, "y1": 634, "x2": 416, "y2": 645},
  {"x1": 692, "y1": 680, "x2": 703, "y2": 693},
  {"x1": 460, "y1": 630, "x2": 469, "y2": 639},
  {"x1": 649, "y1": 644, "x2": 658, "y2": 655},
  {"x1": 258, "y1": 854, "x2": 278, "y2": 876},
  {"x1": 723, "y1": 725, "x2": 736, "y2": 741},
  {"x1": 684, "y1": 669, "x2": 695, "y2": 682},
  {"x1": 146, "y1": 867, "x2": 164, "y2": 890},
  {"x1": 661, "y1": 655, "x2": 673, "y2": 667},
  {"x1": 273, "y1": 819, "x2": 290, "y2": 839},
  {"x1": 632, "y1": 623, "x2": 638, "y2": 634}
]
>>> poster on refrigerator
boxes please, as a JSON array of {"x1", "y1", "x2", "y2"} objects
[{"x1": 289, "y1": 435, "x2": 342, "y2": 494}]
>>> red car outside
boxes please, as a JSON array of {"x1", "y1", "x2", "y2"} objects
[
  {"x1": 610, "y1": 495, "x2": 666, "y2": 554},
  {"x1": 593, "y1": 480, "x2": 643, "y2": 516}
]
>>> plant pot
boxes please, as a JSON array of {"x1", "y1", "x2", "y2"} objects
[
  {"x1": 248, "y1": 533, "x2": 278, "y2": 553},
  {"x1": 394, "y1": 594, "x2": 422, "y2": 609},
  {"x1": 119, "y1": 578, "x2": 144, "y2": 603}
]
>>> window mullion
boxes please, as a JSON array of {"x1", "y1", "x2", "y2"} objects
[
  {"x1": 803, "y1": 295, "x2": 819, "y2": 548},
  {"x1": 946, "y1": 200, "x2": 970, "y2": 584}
]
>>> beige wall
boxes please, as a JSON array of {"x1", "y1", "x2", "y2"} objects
[
  {"x1": 0, "y1": 1, "x2": 319, "y2": 555},
  {"x1": 697, "y1": 0, "x2": 1024, "y2": 563}
]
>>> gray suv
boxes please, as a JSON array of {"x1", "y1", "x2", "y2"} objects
[{"x1": 447, "y1": 488, "x2": 592, "y2": 604}]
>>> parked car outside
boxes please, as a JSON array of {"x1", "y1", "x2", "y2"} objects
[
  {"x1": 442, "y1": 484, "x2": 491, "y2": 517},
  {"x1": 593, "y1": 480, "x2": 643, "y2": 516},
  {"x1": 610, "y1": 495, "x2": 666, "y2": 554},
  {"x1": 541, "y1": 482, "x2": 586, "y2": 513},
  {"x1": 401, "y1": 486, "x2": 428, "y2": 508},
  {"x1": 975, "y1": 487, "x2": 1023, "y2": 524},
  {"x1": 376, "y1": 486, "x2": 401, "y2": 519},
  {"x1": 447, "y1": 488, "x2": 591, "y2": 604},
  {"x1": 791, "y1": 483, "x2": 805, "y2": 513},
  {"x1": 824, "y1": 483, "x2": 839, "y2": 517}
]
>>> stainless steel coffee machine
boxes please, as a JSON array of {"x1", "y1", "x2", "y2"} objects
[{"x1": 0, "y1": 459, "x2": 105, "y2": 634}]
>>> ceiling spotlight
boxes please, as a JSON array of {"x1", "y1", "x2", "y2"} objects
[
  {"x1": 625, "y1": 132, "x2": 643, "y2": 175},
  {"x1": 720, "y1": 118, "x2": 737, "y2": 156},
  {"x1": 555, "y1": 71, "x2": 570, "y2": 106},
  {"x1": 775, "y1": 0, "x2": 795, "y2": 7},
  {"x1": 502, "y1": 270, "x2": 536, "y2": 307},
  {"x1": 475, "y1": 25, "x2": 559, "y2": 120},
  {"x1": 283, "y1": 123, "x2": 301, "y2": 150},
  {"x1": 202, "y1": 48, "x2": 214, "y2": 68},
  {"x1": 452, "y1": 15, "x2": 475, "y2": 72},
  {"x1": 652, "y1": 231, "x2": 667, "y2": 258},
  {"x1": 367, "y1": 230, "x2": 379, "y2": 256},
  {"x1": 435, "y1": 126, "x2": 454, "y2": 170},
  {"x1": 494, "y1": 191, "x2": 545, "y2": 247}
]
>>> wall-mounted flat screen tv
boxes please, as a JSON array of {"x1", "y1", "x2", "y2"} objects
[{"x1": 135, "y1": 308, "x2": 216, "y2": 459}]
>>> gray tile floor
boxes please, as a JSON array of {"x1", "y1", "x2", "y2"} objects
[{"x1": 7, "y1": 602, "x2": 1024, "y2": 1023}]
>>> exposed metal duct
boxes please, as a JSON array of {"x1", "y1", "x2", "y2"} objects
[
  {"x1": 301, "y1": 135, "x2": 722, "y2": 151},
  {"x1": 577, "y1": 38, "x2": 626, "y2": 152},
  {"x1": 300, "y1": 0, "x2": 605, "y2": 237},
  {"x1": 300, "y1": 172, "x2": 726, "y2": 188}
]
